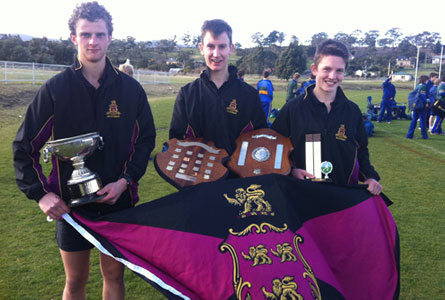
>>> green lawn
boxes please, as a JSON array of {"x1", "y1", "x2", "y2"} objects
[{"x1": 0, "y1": 79, "x2": 444, "y2": 299}]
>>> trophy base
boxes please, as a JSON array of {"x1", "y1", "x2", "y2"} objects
[
  {"x1": 68, "y1": 193, "x2": 105, "y2": 207},
  {"x1": 310, "y1": 178, "x2": 332, "y2": 183}
]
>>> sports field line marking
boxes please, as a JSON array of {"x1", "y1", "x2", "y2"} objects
[{"x1": 378, "y1": 128, "x2": 445, "y2": 157}]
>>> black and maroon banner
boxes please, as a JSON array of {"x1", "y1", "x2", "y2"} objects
[{"x1": 65, "y1": 174, "x2": 399, "y2": 300}]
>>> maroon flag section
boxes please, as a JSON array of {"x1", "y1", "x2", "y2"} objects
[{"x1": 65, "y1": 174, "x2": 399, "y2": 300}]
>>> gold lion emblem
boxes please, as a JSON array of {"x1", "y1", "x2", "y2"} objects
[
  {"x1": 241, "y1": 245, "x2": 273, "y2": 267},
  {"x1": 262, "y1": 276, "x2": 303, "y2": 300},
  {"x1": 271, "y1": 243, "x2": 297, "y2": 263},
  {"x1": 224, "y1": 184, "x2": 273, "y2": 217}
]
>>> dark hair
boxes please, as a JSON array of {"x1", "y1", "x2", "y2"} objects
[
  {"x1": 441, "y1": 76, "x2": 445, "y2": 82},
  {"x1": 68, "y1": 1, "x2": 113, "y2": 35},
  {"x1": 263, "y1": 70, "x2": 270, "y2": 78},
  {"x1": 430, "y1": 72, "x2": 438, "y2": 78},
  {"x1": 418, "y1": 75, "x2": 429, "y2": 84},
  {"x1": 201, "y1": 19, "x2": 232, "y2": 45},
  {"x1": 314, "y1": 39, "x2": 350, "y2": 69},
  {"x1": 238, "y1": 70, "x2": 245, "y2": 77}
]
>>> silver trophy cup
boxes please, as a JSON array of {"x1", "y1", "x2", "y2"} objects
[{"x1": 42, "y1": 132, "x2": 105, "y2": 207}]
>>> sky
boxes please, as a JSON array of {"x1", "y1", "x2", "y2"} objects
[{"x1": 1, "y1": 0, "x2": 444, "y2": 48}]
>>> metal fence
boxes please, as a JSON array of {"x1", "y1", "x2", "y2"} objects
[
  {"x1": 134, "y1": 69, "x2": 170, "y2": 85},
  {"x1": 0, "y1": 60, "x2": 170, "y2": 84}
]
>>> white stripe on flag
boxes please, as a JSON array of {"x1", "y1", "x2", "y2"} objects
[{"x1": 62, "y1": 213, "x2": 190, "y2": 300}]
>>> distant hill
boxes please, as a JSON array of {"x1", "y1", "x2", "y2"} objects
[
  {"x1": 18, "y1": 34, "x2": 35, "y2": 41},
  {"x1": 0, "y1": 33, "x2": 59, "y2": 41}
]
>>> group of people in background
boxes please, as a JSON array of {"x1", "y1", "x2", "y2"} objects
[
  {"x1": 255, "y1": 64, "x2": 444, "y2": 142},
  {"x1": 236, "y1": 68, "x2": 317, "y2": 126},
  {"x1": 285, "y1": 72, "x2": 316, "y2": 103},
  {"x1": 366, "y1": 71, "x2": 445, "y2": 140},
  {"x1": 407, "y1": 72, "x2": 445, "y2": 139}
]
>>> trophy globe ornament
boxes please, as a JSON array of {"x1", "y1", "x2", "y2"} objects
[
  {"x1": 320, "y1": 161, "x2": 333, "y2": 181},
  {"x1": 42, "y1": 132, "x2": 105, "y2": 207}
]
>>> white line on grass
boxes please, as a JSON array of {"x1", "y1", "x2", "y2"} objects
[{"x1": 378, "y1": 128, "x2": 445, "y2": 157}]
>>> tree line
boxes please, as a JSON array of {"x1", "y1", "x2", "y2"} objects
[{"x1": 0, "y1": 27, "x2": 442, "y2": 79}]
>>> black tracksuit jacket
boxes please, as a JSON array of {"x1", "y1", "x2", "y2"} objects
[
  {"x1": 271, "y1": 85, "x2": 380, "y2": 185},
  {"x1": 13, "y1": 57, "x2": 156, "y2": 213},
  {"x1": 169, "y1": 66, "x2": 267, "y2": 155}
]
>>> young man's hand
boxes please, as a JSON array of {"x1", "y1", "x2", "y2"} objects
[
  {"x1": 291, "y1": 168, "x2": 315, "y2": 180},
  {"x1": 39, "y1": 192, "x2": 71, "y2": 219},
  {"x1": 96, "y1": 179, "x2": 128, "y2": 205},
  {"x1": 364, "y1": 178, "x2": 382, "y2": 195}
]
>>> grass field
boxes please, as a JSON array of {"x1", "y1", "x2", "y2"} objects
[{"x1": 0, "y1": 78, "x2": 444, "y2": 299}]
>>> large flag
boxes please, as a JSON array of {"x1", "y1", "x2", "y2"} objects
[{"x1": 65, "y1": 174, "x2": 399, "y2": 300}]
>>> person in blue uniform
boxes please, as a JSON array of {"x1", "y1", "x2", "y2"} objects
[
  {"x1": 431, "y1": 76, "x2": 445, "y2": 134},
  {"x1": 295, "y1": 81, "x2": 307, "y2": 97},
  {"x1": 302, "y1": 73, "x2": 316, "y2": 90},
  {"x1": 271, "y1": 39, "x2": 382, "y2": 195},
  {"x1": 12, "y1": 2, "x2": 156, "y2": 299},
  {"x1": 169, "y1": 19, "x2": 267, "y2": 155},
  {"x1": 406, "y1": 75, "x2": 429, "y2": 139},
  {"x1": 428, "y1": 78, "x2": 439, "y2": 133},
  {"x1": 377, "y1": 74, "x2": 396, "y2": 123},
  {"x1": 257, "y1": 70, "x2": 275, "y2": 125},
  {"x1": 426, "y1": 72, "x2": 439, "y2": 130}
]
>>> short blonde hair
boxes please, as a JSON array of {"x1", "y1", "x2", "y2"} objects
[{"x1": 119, "y1": 64, "x2": 134, "y2": 77}]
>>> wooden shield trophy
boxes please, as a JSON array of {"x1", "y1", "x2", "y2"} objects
[
  {"x1": 154, "y1": 138, "x2": 229, "y2": 189},
  {"x1": 227, "y1": 128, "x2": 293, "y2": 177}
]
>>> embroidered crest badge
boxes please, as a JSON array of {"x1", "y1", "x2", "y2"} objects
[
  {"x1": 219, "y1": 223, "x2": 321, "y2": 300},
  {"x1": 106, "y1": 100, "x2": 121, "y2": 118},
  {"x1": 335, "y1": 124, "x2": 347, "y2": 141},
  {"x1": 227, "y1": 99, "x2": 239, "y2": 115}
]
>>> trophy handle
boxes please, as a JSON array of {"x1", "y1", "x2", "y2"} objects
[
  {"x1": 42, "y1": 146, "x2": 52, "y2": 163},
  {"x1": 98, "y1": 136, "x2": 104, "y2": 150}
]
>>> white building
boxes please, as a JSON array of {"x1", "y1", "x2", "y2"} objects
[
  {"x1": 392, "y1": 71, "x2": 413, "y2": 82},
  {"x1": 396, "y1": 57, "x2": 413, "y2": 68},
  {"x1": 432, "y1": 56, "x2": 444, "y2": 65}
]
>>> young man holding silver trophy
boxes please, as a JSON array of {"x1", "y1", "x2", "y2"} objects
[{"x1": 12, "y1": 2, "x2": 156, "y2": 299}]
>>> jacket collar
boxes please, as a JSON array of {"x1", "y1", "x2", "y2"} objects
[
  {"x1": 72, "y1": 56, "x2": 119, "y2": 88},
  {"x1": 200, "y1": 65, "x2": 238, "y2": 83},
  {"x1": 306, "y1": 85, "x2": 348, "y2": 109}
]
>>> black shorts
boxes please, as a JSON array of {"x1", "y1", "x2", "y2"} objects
[
  {"x1": 55, "y1": 218, "x2": 94, "y2": 252},
  {"x1": 55, "y1": 195, "x2": 133, "y2": 251}
]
